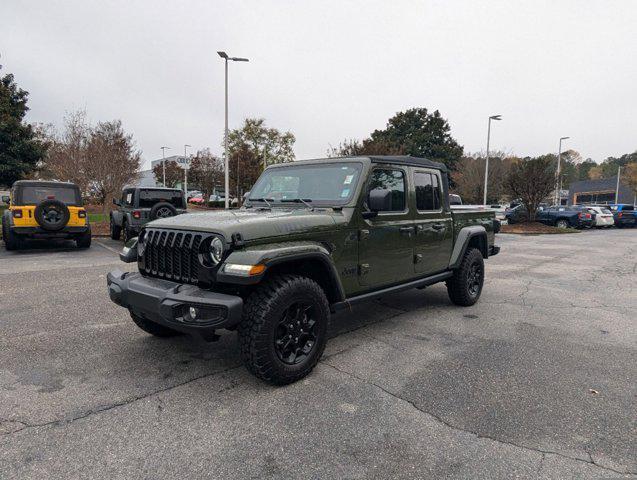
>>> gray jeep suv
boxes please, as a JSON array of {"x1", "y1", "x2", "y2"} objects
[{"x1": 110, "y1": 187, "x2": 187, "y2": 242}]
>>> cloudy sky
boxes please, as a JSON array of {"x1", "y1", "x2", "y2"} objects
[{"x1": 2, "y1": 0, "x2": 636, "y2": 169}]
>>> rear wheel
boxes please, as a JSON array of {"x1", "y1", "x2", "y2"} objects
[
  {"x1": 238, "y1": 274, "x2": 330, "y2": 385},
  {"x1": 76, "y1": 229, "x2": 92, "y2": 249},
  {"x1": 110, "y1": 216, "x2": 121, "y2": 240},
  {"x1": 2, "y1": 218, "x2": 20, "y2": 251},
  {"x1": 130, "y1": 313, "x2": 181, "y2": 337},
  {"x1": 122, "y1": 220, "x2": 133, "y2": 243},
  {"x1": 447, "y1": 248, "x2": 484, "y2": 306}
]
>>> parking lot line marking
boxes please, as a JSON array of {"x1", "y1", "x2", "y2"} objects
[{"x1": 94, "y1": 240, "x2": 120, "y2": 255}]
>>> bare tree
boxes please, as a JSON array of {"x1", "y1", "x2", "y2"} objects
[
  {"x1": 506, "y1": 156, "x2": 554, "y2": 221},
  {"x1": 152, "y1": 160, "x2": 182, "y2": 188},
  {"x1": 189, "y1": 148, "x2": 223, "y2": 203},
  {"x1": 40, "y1": 111, "x2": 91, "y2": 192},
  {"x1": 453, "y1": 151, "x2": 517, "y2": 204},
  {"x1": 84, "y1": 120, "x2": 141, "y2": 213}
]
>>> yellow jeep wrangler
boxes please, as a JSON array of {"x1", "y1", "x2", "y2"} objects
[{"x1": 1, "y1": 180, "x2": 91, "y2": 250}]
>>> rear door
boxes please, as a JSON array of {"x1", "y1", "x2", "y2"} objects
[
  {"x1": 412, "y1": 169, "x2": 453, "y2": 275},
  {"x1": 358, "y1": 166, "x2": 415, "y2": 287}
]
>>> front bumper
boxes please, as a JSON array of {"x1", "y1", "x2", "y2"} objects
[
  {"x1": 106, "y1": 269, "x2": 243, "y2": 338},
  {"x1": 12, "y1": 225, "x2": 89, "y2": 238}
]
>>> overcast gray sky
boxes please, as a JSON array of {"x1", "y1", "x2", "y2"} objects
[{"x1": 2, "y1": 0, "x2": 636, "y2": 169}]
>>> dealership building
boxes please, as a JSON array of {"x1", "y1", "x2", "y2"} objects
[{"x1": 568, "y1": 177, "x2": 635, "y2": 205}]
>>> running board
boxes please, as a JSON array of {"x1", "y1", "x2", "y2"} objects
[{"x1": 332, "y1": 271, "x2": 453, "y2": 312}]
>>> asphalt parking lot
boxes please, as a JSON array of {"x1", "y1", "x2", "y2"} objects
[{"x1": 1, "y1": 231, "x2": 635, "y2": 479}]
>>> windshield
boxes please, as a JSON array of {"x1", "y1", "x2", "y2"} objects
[
  {"x1": 248, "y1": 162, "x2": 363, "y2": 205},
  {"x1": 19, "y1": 185, "x2": 81, "y2": 206}
]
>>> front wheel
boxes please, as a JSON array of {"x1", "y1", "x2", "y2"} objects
[
  {"x1": 556, "y1": 219, "x2": 570, "y2": 229},
  {"x1": 238, "y1": 275, "x2": 330, "y2": 385},
  {"x1": 447, "y1": 248, "x2": 484, "y2": 307}
]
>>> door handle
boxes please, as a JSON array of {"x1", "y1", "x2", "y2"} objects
[
  {"x1": 399, "y1": 226, "x2": 415, "y2": 235},
  {"x1": 432, "y1": 223, "x2": 445, "y2": 231}
]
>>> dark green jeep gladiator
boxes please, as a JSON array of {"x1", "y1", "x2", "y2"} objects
[{"x1": 107, "y1": 156, "x2": 499, "y2": 384}]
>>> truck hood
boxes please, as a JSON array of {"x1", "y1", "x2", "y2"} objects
[{"x1": 146, "y1": 208, "x2": 339, "y2": 241}]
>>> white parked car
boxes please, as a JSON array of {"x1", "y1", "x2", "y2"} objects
[{"x1": 587, "y1": 206, "x2": 614, "y2": 228}]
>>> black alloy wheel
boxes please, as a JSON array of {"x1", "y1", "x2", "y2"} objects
[
  {"x1": 155, "y1": 206, "x2": 174, "y2": 218},
  {"x1": 467, "y1": 261, "x2": 483, "y2": 297},
  {"x1": 274, "y1": 302, "x2": 318, "y2": 365}
]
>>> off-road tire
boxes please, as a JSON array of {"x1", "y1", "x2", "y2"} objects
[
  {"x1": 130, "y1": 313, "x2": 181, "y2": 337},
  {"x1": 556, "y1": 219, "x2": 570, "y2": 229},
  {"x1": 76, "y1": 229, "x2": 92, "y2": 249},
  {"x1": 2, "y1": 218, "x2": 20, "y2": 251},
  {"x1": 122, "y1": 220, "x2": 133, "y2": 243},
  {"x1": 34, "y1": 199, "x2": 70, "y2": 231},
  {"x1": 110, "y1": 216, "x2": 121, "y2": 240},
  {"x1": 238, "y1": 274, "x2": 330, "y2": 385},
  {"x1": 447, "y1": 247, "x2": 484, "y2": 307},
  {"x1": 149, "y1": 202, "x2": 177, "y2": 220}
]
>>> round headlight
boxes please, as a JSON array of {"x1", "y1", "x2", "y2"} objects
[{"x1": 210, "y1": 237, "x2": 224, "y2": 264}]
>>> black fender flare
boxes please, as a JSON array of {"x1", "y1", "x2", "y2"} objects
[
  {"x1": 448, "y1": 226, "x2": 488, "y2": 269},
  {"x1": 217, "y1": 242, "x2": 346, "y2": 303}
]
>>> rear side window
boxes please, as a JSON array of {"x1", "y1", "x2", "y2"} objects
[
  {"x1": 368, "y1": 169, "x2": 406, "y2": 212},
  {"x1": 622, "y1": 205, "x2": 634, "y2": 211},
  {"x1": 19, "y1": 185, "x2": 80, "y2": 206},
  {"x1": 415, "y1": 172, "x2": 442, "y2": 211},
  {"x1": 122, "y1": 189, "x2": 135, "y2": 207},
  {"x1": 138, "y1": 189, "x2": 184, "y2": 208}
]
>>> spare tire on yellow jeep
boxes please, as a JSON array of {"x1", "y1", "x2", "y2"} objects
[{"x1": 34, "y1": 199, "x2": 71, "y2": 231}]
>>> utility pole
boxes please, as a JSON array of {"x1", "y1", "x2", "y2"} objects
[
  {"x1": 555, "y1": 137, "x2": 569, "y2": 205},
  {"x1": 615, "y1": 165, "x2": 621, "y2": 204},
  {"x1": 483, "y1": 115, "x2": 502, "y2": 205},
  {"x1": 160, "y1": 146, "x2": 170, "y2": 187},
  {"x1": 263, "y1": 147, "x2": 267, "y2": 171},
  {"x1": 183, "y1": 144, "x2": 191, "y2": 197}
]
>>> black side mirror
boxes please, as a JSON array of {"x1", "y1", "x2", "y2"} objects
[
  {"x1": 369, "y1": 188, "x2": 392, "y2": 212},
  {"x1": 113, "y1": 198, "x2": 121, "y2": 206},
  {"x1": 1, "y1": 195, "x2": 9, "y2": 205}
]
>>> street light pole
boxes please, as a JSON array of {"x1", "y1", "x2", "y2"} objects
[
  {"x1": 160, "y1": 146, "x2": 170, "y2": 187},
  {"x1": 183, "y1": 144, "x2": 191, "y2": 197},
  {"x1": 483, "y1": 115, "x2": 502, "y2": 205},
  {"x1": 555, "y1": 136, "x2": 569, "y2": 205},
  {"x1": 217, "y1": 51, "x2": 249, "y2": 209},
  {"x1": 615, "y1": 165, "x2": 621, "y2": 204}
]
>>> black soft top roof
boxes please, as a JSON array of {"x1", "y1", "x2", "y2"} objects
[
  {"x1": 366, "y1": 155, "x2": 448, "y2": 172},
  {"x1": 13, "y1": 180, "x2": 79, "y2": 189}
]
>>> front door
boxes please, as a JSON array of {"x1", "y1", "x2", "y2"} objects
[
  {"x1": 358, "y1": 167, "x2": 415, "y2": 287},
  {"x1": 412, "y1": 170, "x2": 453, "y2": 275}
]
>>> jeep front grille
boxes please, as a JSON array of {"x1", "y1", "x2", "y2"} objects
[{"x1": 139, "y1": 229, "x2": 203, "y2": 285}]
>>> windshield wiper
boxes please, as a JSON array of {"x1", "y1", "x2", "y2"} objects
[
  {"x1": 281, "y1": 198, "x2": 314, "y2": 210},
  {"x1": 247, "y1": 197, "x2": 273, "y2": 208}
]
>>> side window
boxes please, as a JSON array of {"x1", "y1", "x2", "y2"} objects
[
  {"x1": 368, "y1": 169, "x2": 406, "y2": 212},
  {"x1": 415, "y1": 172, "x2": 441, "y2": 211},
  {"x1": 122, "y1": 190, "x2": 134, "y2": 207}
]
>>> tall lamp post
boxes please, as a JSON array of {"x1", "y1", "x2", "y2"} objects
[
  {"x1": 555, "y1": 136, "x2": 569, "y2": 205},
  {"x1": 217, "y1": 51, "x2": 249, "y2": 209},
  {"x1": 160, "y1": 146, "x2": 170, "y2": 187},
  {"x1": 183, "y1": 144, "x2": 191, "y2": 197},
  {"x1": 483, "y1": 114, "x2": 502, "y2": 205}
]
